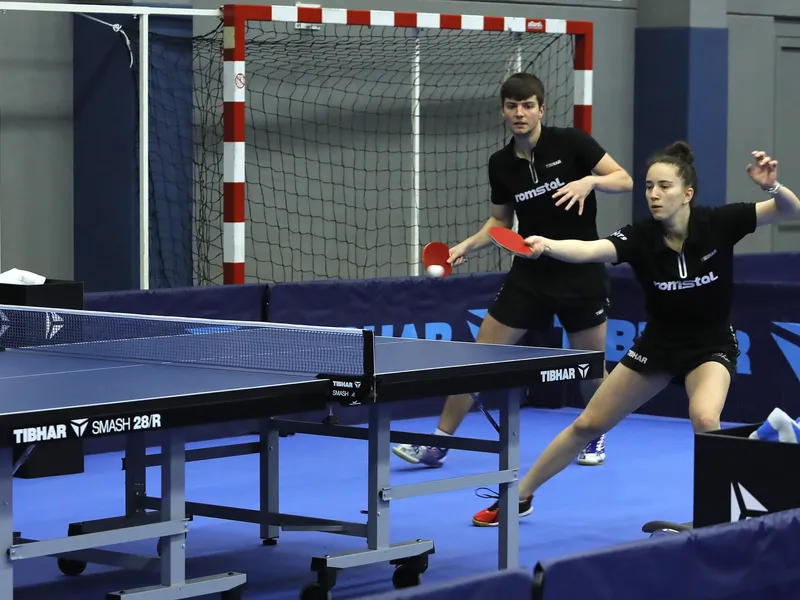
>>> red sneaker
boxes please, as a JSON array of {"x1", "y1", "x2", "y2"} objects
[{"x1": 471, "y1": 487, "x2": 534, "y2": 527}]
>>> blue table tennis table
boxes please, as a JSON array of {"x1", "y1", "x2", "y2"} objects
[{"x1": 0, "y1": 305, "x2": 604, "y2": 600}]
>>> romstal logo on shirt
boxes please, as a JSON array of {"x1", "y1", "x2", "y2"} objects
[
  {"x1": 514, "y1": 178, "x2": 566, "y2": 203},
  {"x1": 652, "y1": 271, "x2": 719, "y2": 291}
]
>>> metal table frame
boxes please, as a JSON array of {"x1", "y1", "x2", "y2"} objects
[
  {"x1": 2, "y1": 429, "x2": 246, "y2": 599},
  {"x1": 121, "y1": 388, "x2": 525, "y2": 596}
]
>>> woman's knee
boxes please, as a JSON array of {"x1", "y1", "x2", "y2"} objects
[
  {"x1": 689, "y1": 409, "x2": 721, "y2": 433},
  {"x1": 571, "y1": 412, "x2": 607, "y2": 441},
  {"x1": 685, "y1": 362, "x2": 730, "y2": 433}
]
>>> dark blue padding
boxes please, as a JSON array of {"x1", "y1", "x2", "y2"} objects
[
  {"x1": 84, "y1": 283, "x2": 269, "y2": 322},
  {"x1": 355, "y1": 568, "x2": 533, "y2": 600},
  {"x1": 632, "y1": 27, "x2": 728, "y2": 222},
  {"x1": 73, "y1": 8, "x2": 195, "y2": 291},
  {"x1": 535, "y1": 508, "x2": 800, "y2": 600}
]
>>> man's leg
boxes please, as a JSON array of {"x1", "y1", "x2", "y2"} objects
[
  {"x1": 436, "y1": 314, "x2": 528, "y2": 434},
  {"x1": 566, "y1": 322, "x2": 610, "y2": 465},
  {"x1": 557, "y1": 297, "x2": 610, "y2": 466},
  {"x1": 391, "y1": 313, "x2": 528, "y2": 467},
  {"x1": 392, "y1": 279, "x2": 541, "y2": 468}
]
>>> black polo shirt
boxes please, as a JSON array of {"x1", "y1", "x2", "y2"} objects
[
  {"x1": 489, "y1": 126, "x2": 609, "y2": 301},
  {"x1": 605, "y1": 202, "x2": 758, "y2": 338}
]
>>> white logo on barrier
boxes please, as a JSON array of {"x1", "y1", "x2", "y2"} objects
[
  {"x1": 731, "y1": 482, "x2": 768, "y2": 522},
  {"x1": 514, "y1": 178, "x2": 566, "y2": 203},
  {"x1": 653, "y1": 271, "x2": 719, "y2": 291},
  {"x1": 70, "y1": 419, "x2": 89, "y2": 437},
  {"x1": 13, "y1": 425, "x2": 67, "y2": 444},
  {"x1": 577, "y1": 363, "x2": 590, "y2": 378},
  {"x1": 46, "y1": 312, "x2": 63, "y2": 339}
]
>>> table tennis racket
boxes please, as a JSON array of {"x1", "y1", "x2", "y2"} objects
[
  {"x1": 489, "y1": 227, "x2": 534, "y2": 258},
  {"x1": 421, "y1": 241, "x2": 453, "y2": 277}
]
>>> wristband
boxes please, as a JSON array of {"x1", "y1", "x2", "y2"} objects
[{"x1": 763, "y1": 182, "x2": 783, "y2": 196}]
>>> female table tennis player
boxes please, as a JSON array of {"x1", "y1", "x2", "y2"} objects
[{"x1": 472, "y1": 141, "x2": 800, "y2": 526}]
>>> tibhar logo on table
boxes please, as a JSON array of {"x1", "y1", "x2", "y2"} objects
[
  {"x1": 540, "y1": 363, "x2": 590, "y2": 383},
  {"x1": 12, "y1": 414, "x2": 162, "y2": 444}
]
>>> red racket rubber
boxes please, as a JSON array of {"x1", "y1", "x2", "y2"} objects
[
  {"x1": 421, "y1": 242, "x2": 453, "y2": 276},
  {"x1": 489, "y1": 227, "x2": 533, "y2": 257}
]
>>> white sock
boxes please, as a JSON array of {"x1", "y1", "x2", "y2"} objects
[{"x1": 434, "y1": 428, "x2": 452, "y2": 436}]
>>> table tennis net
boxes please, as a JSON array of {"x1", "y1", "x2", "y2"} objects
[{"x1": 0, "y1": 305, "x2": 369, "y2": 377}]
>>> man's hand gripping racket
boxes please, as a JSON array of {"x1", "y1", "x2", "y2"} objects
[
  {"x1": 420, "y1": 240, "x2": 499, "y2": 430},
  {"x1": 421, "y1": 240, "x2": 471, "y2": 278},
  {"x1": 421, "y1": 242, "x2": 453, "y2": 278}
]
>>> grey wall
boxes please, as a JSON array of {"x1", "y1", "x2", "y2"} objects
[
  {"x1": 0, "y1": 0, "x2": 798, "y2": 285},
  {"x1": 0, "y1": 8, "x2": 74, "y2": 281},
  {"x1": 727, "y1": 2, "x2": 800, "y2": 255}
]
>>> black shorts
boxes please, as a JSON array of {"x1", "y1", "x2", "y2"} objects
[
  {"x1": 619, "y1": 326, "x2": 740, "y2": 384},
  {"x1": 487, "y1": 277, "x2": 609, "y2": 334}
]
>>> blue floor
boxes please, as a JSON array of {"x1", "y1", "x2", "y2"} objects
[{"x1": 13, "y1": 407, "x2": 701, "y2": 599}]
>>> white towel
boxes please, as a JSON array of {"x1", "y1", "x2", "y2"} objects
[
  {"x1": 749, "y1": 407, "x2": 800, "y2": 443},
  {"x1": 0, "y1": 269, "x2": 46, "y2": 285}
]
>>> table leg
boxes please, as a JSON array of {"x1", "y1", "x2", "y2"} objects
[
  {"x1": 498, "y1": 387, "x2": 522, "y2": 570},
  {"x1": 367, "y1": 402, "x2": 391, "y2": 550},
  {"x1": 260, "y1": 418, "x2": 280, "y2": 544},
  {"x1": 0, "y1": 447, "x2": 12, "y2": 598},
  {"x1": 125, "y1": 432, "x2": 147, "y2": 517},
  {"x1": 160, "y1": 429, "x2": 186, "y2": 586}
]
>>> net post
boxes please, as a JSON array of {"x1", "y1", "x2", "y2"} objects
[
  {"x1": 362, "y1": 327, "x2": 376, "y2": 395},
  {"x1": 566, "y1": 20, "x2": 593, "y2": 134},
  {"x1": 139, "y1": 13, "x2": 150, "y2": 290},
  {"x1": 409, "y1": 31, "x2": 421, "y2": 277},
  {"x1": 222, "y1": 4, "x2": 247, "y2": 284}
]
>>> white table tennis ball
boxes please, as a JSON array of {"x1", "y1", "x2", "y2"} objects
[{"x1": 426, "y1": 264, "x2": 445, "y2": 278}]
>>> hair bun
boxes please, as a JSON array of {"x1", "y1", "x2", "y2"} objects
[{"x1": 664, "y1": 141, "x2": 694, "y2": 166}]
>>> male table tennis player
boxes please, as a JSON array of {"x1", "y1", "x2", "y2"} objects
[
  {"x1": 471, "y1": 143, "x2": 799, "y2": 526},
  {"x1": 393, "y1": 72, "x2": 633, "y2": 470}
]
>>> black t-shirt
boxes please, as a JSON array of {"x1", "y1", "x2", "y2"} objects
[
  {"x1": 489, "y1": 126, "x2": 608, "y2": 301},
  {"x1": 605, "y1": 202, "x2": 758, "y2": 341}
]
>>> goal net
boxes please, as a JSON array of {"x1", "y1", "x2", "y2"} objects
[{"x1": 104, "y1": 4, "x2": 592, "y2": 286}]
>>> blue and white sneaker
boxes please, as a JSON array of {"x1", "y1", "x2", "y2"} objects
[
  {"x1": 392, "y1": 443, "x2": 448, "y2": 467},
  {"x1": 577, "y1": 434, "x2": 606, "y2": 466}
]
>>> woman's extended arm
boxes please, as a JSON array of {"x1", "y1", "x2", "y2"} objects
[{"x1": 524, "y1": 236, "x2": 619, "y2": 264}]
